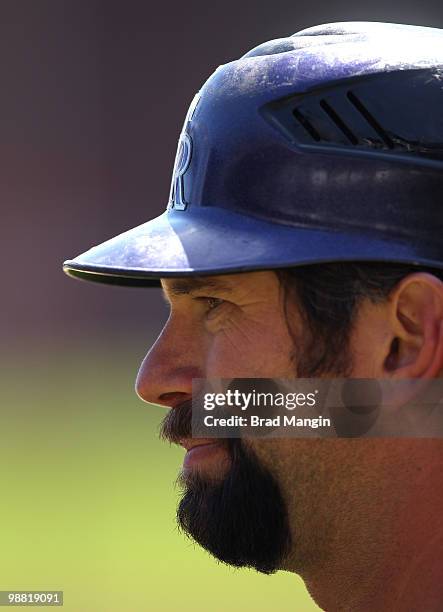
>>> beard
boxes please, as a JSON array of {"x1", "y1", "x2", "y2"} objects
[{"x1": 160, "y1": 399, "x2": 292, "y2": 574}]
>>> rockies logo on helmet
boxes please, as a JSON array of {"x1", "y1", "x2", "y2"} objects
[
  {"x1": 168, "y1": 132, "x2": 192, "y2": 210},
  {"x1": 64, "y1": 23, "x2": 443, "y2": 286},
  {"x1": 167, "y1": 93, "x2": 200, "y2": 211}
]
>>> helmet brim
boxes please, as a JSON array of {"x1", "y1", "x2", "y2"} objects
[{"x1": 63, "y1": 206, "x2": 442, "y2": 287}]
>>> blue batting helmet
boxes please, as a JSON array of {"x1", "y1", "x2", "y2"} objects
[{"x1": 63, "y1": 21, "x2": 443, "y2": 286}]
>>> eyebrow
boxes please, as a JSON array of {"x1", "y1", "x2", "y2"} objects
[{"x1": 162, "y1": 277, "x2": 234, "y2": 298}]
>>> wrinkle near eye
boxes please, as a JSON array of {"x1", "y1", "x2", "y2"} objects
[{"x1": 206, "y1": 303, "x2": 258, "y2": 344}]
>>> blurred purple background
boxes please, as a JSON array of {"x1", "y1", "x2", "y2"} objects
[{"x1": 2, "y1": 0, "x2": 442, "y2": 350}]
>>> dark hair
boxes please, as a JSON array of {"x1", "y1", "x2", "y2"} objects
[{"x1": 276, "y1": 263, "x2": 443, "y2": 377}]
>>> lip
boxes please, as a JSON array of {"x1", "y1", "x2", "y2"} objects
[
  {"x1": 179, "y1": 438, "x2": 217, "y2": 452},
  {"x1": 181, "y1": 440, "x2": 226, "y2": 470}
]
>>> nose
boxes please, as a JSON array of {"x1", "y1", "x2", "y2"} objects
[{"x1": 135, "y1": 317, "x2": 204, "y2": 409}]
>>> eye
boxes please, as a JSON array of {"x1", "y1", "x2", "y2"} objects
[
  {"x1": 205, "y1": 297, "x2": 224, "y2": 312},
  {"x1": 195, "y1": 296, "x2": 225, "y2": 314}
]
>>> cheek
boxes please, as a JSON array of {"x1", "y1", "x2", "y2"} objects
[{"x1": 204, "y1": 309, "x2": 295, "y2": 378}]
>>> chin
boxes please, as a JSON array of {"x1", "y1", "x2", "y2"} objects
[{"x1": 181, "y1": 455, "x2": 232, "y2": 485}]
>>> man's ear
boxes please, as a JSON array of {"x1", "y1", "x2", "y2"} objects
[{"x1": 383, "y1": 273, "x2": 443, "y2": 379}]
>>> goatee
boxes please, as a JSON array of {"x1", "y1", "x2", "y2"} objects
[{"x1": 176, "y1": 438, "x2": 291, "y2": 574}]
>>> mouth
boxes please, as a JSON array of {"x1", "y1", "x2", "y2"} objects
[{"x1": 180, "y1": 438, "x2": 230, "y2": 472}]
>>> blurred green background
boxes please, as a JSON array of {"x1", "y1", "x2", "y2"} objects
[{"x1": 0, "y1": 335, "x2": 319, "y2": 611}]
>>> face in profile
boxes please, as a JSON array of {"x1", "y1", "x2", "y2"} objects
[
  {"x1": 135, "y1": 268, "x2": 443, "y2": 586},
  {"x1": 137, "y1": 271, "x2": 298, "y2": 572}
]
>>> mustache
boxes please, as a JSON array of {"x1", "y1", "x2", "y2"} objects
[{"x1": 159, "y1": 397, "x2": 193, "y2": 444}]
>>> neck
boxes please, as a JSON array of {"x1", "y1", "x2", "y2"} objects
[{"x1": 285, "y1": 440, "x2": 443, "y2": 611}]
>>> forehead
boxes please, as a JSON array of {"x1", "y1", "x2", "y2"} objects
[{"x1": 160, "y1": 271, "x2": 280, "y2": 297}]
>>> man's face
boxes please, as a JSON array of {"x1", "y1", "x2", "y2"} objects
[
  {"x1": 135, "y1": 270, "x2": 381, "y2": 573},
  {"x1": 136, "y1": 271, "x2": 297, "y2": 477}
]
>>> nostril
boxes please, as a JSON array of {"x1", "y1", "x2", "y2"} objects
[{"x1": 158, "y1": 391, "x2": 192, "y2": 409}]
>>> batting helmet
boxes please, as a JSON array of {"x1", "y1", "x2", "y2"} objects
[{"x1": 63, "y1": 21, "x2": 443, "y2": 287}]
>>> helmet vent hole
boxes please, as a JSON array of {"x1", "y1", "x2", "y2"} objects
[
  {"x1": 292, "y1": 107, "x2": 321, "y2": 141},
  {"x1": 346, "y1": 91, "x2": 394, "y2": 149},
  {"x1": 319, "y1": 98, "x2": 359, "y2": 145},
  {"x1": 264, "y1": 70, "x2": 443, "y2": 161}
]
